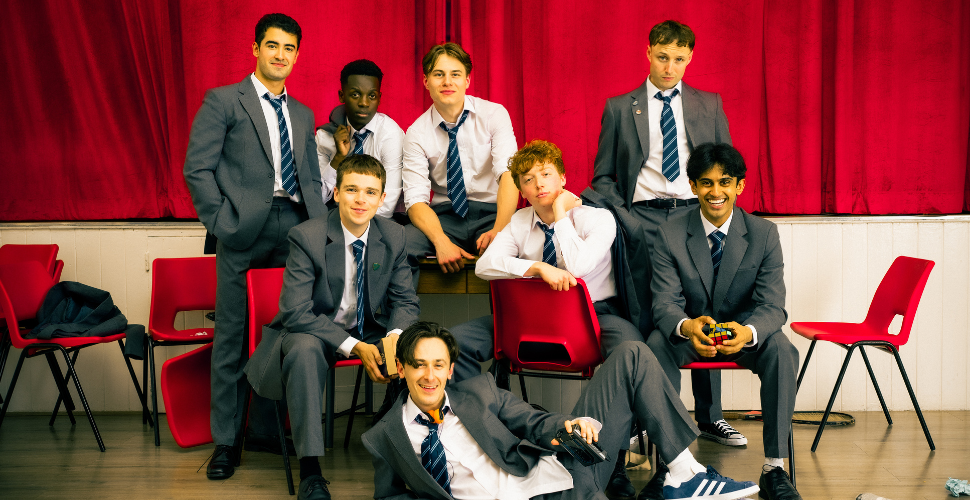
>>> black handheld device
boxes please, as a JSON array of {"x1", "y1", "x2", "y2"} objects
[{"x1": 555, "y1": 427, "x2": 609, "y2": 467}]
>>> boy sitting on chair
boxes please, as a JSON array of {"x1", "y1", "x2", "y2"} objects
[{"x1": 245, "y1": 154, "x2": 420, "y2": 500}]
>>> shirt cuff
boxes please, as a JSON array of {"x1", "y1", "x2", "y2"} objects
[
  {"x1": 574, "y1": 417, "x2": 603, "y2": 432},
  {"x1": 508, "y1": 259, "x2": 536, "y2": 278},
  {"x1": 745, "y1": 325, "x2": 758, "y2": 347},
  {"x1": 337, "y1": 336, "x2": 360, "y2": 358},
  {"x1": 675, "y1": 318, "x2": 689, "y2": 340},
  {"x1": 386, "y1": 329, "x2": 402, "y2": 337}
]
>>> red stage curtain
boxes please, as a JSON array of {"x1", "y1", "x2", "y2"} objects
[
  {"x1": 454, "y1": 0, "x2": 970, "y2": 214},
  {"x1": 1, "y1": 0, "x2": 968, "y2": 220}
]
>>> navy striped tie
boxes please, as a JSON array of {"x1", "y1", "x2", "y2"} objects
[
  {"x1": 439, "y1": 110, "x2": 471, "y2": 218},
  {"x1": 262, "y1": 93, "x2": 297, "y2": 196},
  {"x1": 710, "y1": 230, "x2": 725, "y2": 284},
  {"x1": 655, "y1": 89, "x2": 681, "y2": 183},
  {"x1": 351, "y1": 129, "x2": 371, "y2": 156},
  {"x1": 415, "y1": 408, "x2": 451, "y2": 494},
  {"x1": 352, "y1": 239, "x2": 365, "y2": 339},
  {"x1": 538, "y1": 222, "x2": 557, "y2": 266}
]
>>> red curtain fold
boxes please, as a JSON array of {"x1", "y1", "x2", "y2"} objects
[{"x1": 1, "y1": 0, "x2": 968, "y2": 220}]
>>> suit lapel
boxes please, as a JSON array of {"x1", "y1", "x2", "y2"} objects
[
  {"x1": 384, "y1": 392, "x2": 454, "y2": 499},
  {"x1": 681, "y1": 82, "x2": 698, "y2": 149},
  {"x1": 238, "y1": 76, "x2": 274, "y2": 166},
  {"x1": 631, "y1": 81, "x2": 652, "y2": 185},
  {"x1": 713, "y1": 208, "x2": 748, "y2": 312},
  {"x1": 365, "y1": 222, "x2": 387, "y2": 315},
  {"x1": 686, "y1": 210, "x2": 715, "y2": 299},
  {"x1": 325, "y1": 210, "x2": 345, "y2": 308}
]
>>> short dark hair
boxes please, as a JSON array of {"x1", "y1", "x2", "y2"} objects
[
  {"x1": 508, "y1": 140, "x2": 565, "y2": 189},
  {"x1": 336, "y1": 154, "x2": 387, "y2": 193},
  {"x1": 396, "y1": 321, "x2": 461, "y2": 368},
  {"x1": 341, "y1": 59, "x2": 384, "y2": 86},
  {"x1": 422, "y1": 42, "x2": 472, "y2": 76},
  {"x1": 649, "y1": 20, "x2": 695, "y2": 50},
  {"x1": 687, "y1": 143, "x2": 747, "y2": 182},
  {"x1": 255, "y1": 13, "x2": 302, "y2": 49}
]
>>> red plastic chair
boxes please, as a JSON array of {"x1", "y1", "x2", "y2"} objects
[
  {"x1": 160, "y1": 343, "x2": 213, "y2": 448},
  {"x1": 679, "y1": 361, "x2": 796, "y2": 487},
  {"x1": 245, "y1": 268, "x2": 369, "y2": 495},
  {"x1": 0, "y1": 262, "x2": 146, "y2": 452},
  {"x1": 791, "y1": 255, "x2": 935, "y2": 452},
  {"x1": 490, "y1": 278, "x2": 602, "y2": 401},
  {"x1": 146, "y1": 257, "x2": 217, "y2": 446}
]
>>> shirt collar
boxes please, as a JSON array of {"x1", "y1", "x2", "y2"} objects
[
  {"x1": 701, "y1": 208, "x2": 734, "y2": 238},
  {"x1": 431, "y1": 95, "x2": 476, "y2": 127},
  {"x1": 348, "y1": 113, "x2": 381, "y2": 135},
  {"x1": 530, "y1": 207, "x2": 557, "y2": 229},
  {"x1": 645, "y1": 77, "x2": 683, "y2": 99},
  {"x1": 250, "y1": 73, "x2": 287, "y2": 100},
  {"x1": 404, "y1": 393, "x2": 452, "y2": 424},
  {"x1": 340, "y1": 221, "x2": 371, "y2": 249}
]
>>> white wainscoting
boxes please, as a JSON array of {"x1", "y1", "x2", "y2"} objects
[{"x1": 2, "y1": 216, "x2": 968, "y2": 417}]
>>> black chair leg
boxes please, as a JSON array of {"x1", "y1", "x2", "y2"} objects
[
  {"x1": 365, "y1": 377, "x2": 374, "y2": 414},
  {"x1": 812, "y1": 345, "x2": 856, "y2": 452},
  {"x1": 58, "y1": 346, "x2": 104, "y2": 451},
  {"x1": 142, "y1": 340, "x2": 149, "y2": 425},
  {"x1": 889, "y1": 345, "x2": 935, "y2": 450},
  {"x1": 275, "y1": 399, "x2": 295, "y2": 495},
  {"x1": 47, "y1": 350, "x2": 78, "y2": 426},
  {"x1": 795, "y1": 340, "x2": 816, "y2": 392},
  {"x1": 518, "y1": 374, "x2": 528, "y2": 403},
  {"x1": 118, "y1": 340, "x2": 153, "y2": 428},
  {"x1": 149, "y1": 342, "x2": 161, "y2": 446},
  {"x1": 325, "y1": 368, "x2": 335, "y2": 450},
  {"x1": 859, "y1": 346, "x2": 891, "y2": 425},
  {"x1": 788, "y1": 421, "x2": 795, "y2": 488},
  {"x1": 234, "y1": 388, "x2": 253, "y2": 467},
  {"x1": 344, "y1": 367, "x2": 364, "y2": 448},
  {"x1": 0, "y1": 349, "x2": 28, "y2": 428},
  {"x1": 0, "y1": 337, "x2": 10, "y2": 405}
]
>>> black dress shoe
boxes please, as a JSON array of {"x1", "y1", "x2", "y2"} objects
[
  {"x1": 243, "y1": 431, "x2": 296, "y2": 456},
  {"x1": 759, "y1": 467, "x2": 802, "y2": 500},
  {"x1": 605, "y1": 461, "x2": 636, "y2": 500},
  {"x1": 298, "y1": 474, "x2": 332, "y2": 500},
  {"x1": 206, "y1": 445, "x2": 235, "y2": 480},
  {"x1": 637, "y1": 461, "x2": 667, "y2": 500}
]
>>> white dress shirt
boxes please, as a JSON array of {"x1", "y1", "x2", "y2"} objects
[
  {"x1": 632, "y1": 79, "x2": 693, "y2": 203},
  {"x1": 402, "y1": 95, "x2": 518, "y2": 210},
  {"x1": 475, "y1": 205, "x2": 618, "y2": 303},
  {"x1": 315, "y1": 112, "x2": 404, "y2": 217},
  {"x1": 250, "y1": 74, "x2": 301, "y2": 203},
  {"x1": 675, "y1": 211, "x2": 758, "y2": 346},
  {"x1": 402, "y1": 394, "x2": 574, "y2": 500},
  {"x1": 332, "y1": 223, "x2": 402, "y2": 356}
]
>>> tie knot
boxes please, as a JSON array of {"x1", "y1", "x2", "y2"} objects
[
  {"x1": 353, "y1": 129, "x2": 371, "y2": 143},
  {"x1": 654, "y1": 88, "x2": 679, "y2": 104},
  {"x1": 537, "y1": 221, "x2": 555, "y2": 237},
  {"x1": 352, "y1": 239, "x2": 365, "y2": 258},
  {"x1": 709, "y1": 230, "x2": 725, "y2": 245},
  {"x1": 438, "y1": 109, "x2": 470, "y2": 137},
  {"x1": 415, "y1": 407, "x2": 449, "y2": 427},
  {"x1": 262, "y1": 92, "x2": 286, "y2": 108}
]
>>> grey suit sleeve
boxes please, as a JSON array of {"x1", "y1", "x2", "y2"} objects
[
  {"x1": 183, "y1": 89, "x2": 228, "y2": 235},
  {"x1": 742, "y1": 223, "x2": 787, "y2": 344},
  {"x1": 591, "y1": 99, "x2": 628, "y2": 208},
  {"x1": 714, "y1": 93, "x2": 732, "y2": 146},
  {"x1": 386, "y1": 231, "x2": 420, "y2": 331},
  {"x1": 300, "y1": 108, "x2": 326, "y2": 218},
  {"x1": 490, "y1": 380, "x2": 573, "y2": 449},
  {"x1": 649, "y1": 224, "x2": 690, "y2": 341},
  {"x1": 277, "y1": 225, "x2": 350, "y2": 350}
]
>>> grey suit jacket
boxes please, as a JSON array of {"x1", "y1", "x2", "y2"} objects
[
  {"x1": 650, "y1": 207, "x2": 787, "y2": 348},
  {"x1": 361, "y1": 374, "x2": 594, "y2": 500},
  {"x1": 184, "y1": 75, "x2": 326, "y2": 251},
  {"x1": 245, "y1": 210, "x2": 420, "y2": 399},
  {"x1": 591, "y1": 80, "x2": 732, "y2": 210}
]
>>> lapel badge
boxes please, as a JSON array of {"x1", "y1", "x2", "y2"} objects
[
  {"x1": 632, "y1": 100, "x2": 638, "y2": 105},
  {"x1": 635, "y1": 109, "x2": 642, "y2": 115},
  {"x1": 372, "y1": 263, "x2": 380, "y2": 271}
]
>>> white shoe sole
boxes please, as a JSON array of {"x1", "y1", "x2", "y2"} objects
[
  {"x1": 666, "y1": 484, "x2": 759, "y2": 500},
  {"x1": 699, "y1": 430, "x2": 748, "y2": 446}
]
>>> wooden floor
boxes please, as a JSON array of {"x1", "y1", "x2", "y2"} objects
[{"x1": 0, "y1": 411, "x2": 967, "y2": 499}]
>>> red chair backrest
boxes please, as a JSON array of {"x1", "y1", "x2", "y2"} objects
[
  {"x1": 148, "y1": 257, "x2": 217, "y2": 340},
  {"x1": 490, "y1": 278, "x2": 602, "y2": 376},
  {"x1": 246, "y1": 267, "x2": 285, "y2": 357},
  {"x1": 0, "y1": 262, "x2": 56, "y2": 346},
  {"x1": 862, "y1": 256, "x2": 934, "y2": 345},
  {"x1": 0, "y1": 244, "x2": 59, "y2": 277}
]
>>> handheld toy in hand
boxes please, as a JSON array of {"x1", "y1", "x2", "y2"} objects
[{"x1": 702, "y1": 323, "x2": 735, "y2": 345}]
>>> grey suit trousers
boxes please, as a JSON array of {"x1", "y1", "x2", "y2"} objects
[
  {"x1": 404, "y1": 200, "x2": 496, "y2": 285},
  {"x1": 211, "y1": 198, "x2": 307, "y2": 445},
  {"x1": 646, "y1": 330, "x2": 798, "y2": 457},
  {"x1": 631, "y1": 203, "x2": 722, "y2": 425},
  {"x1": 449, "y1": 298, "x2": 643, "y2": 383}
]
